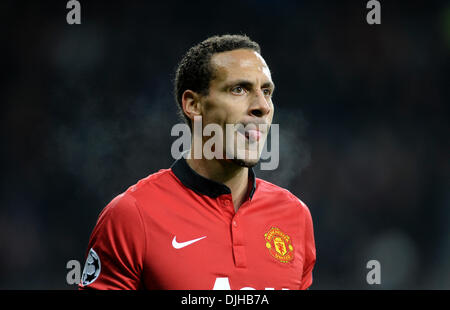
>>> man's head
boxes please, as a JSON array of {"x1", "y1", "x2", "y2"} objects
[{"x1": 174, "y1": 34, "x2": 275, "y2": 167}]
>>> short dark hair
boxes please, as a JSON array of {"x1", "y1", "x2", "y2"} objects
[{"x1": 174, "y1": 34, "x2": 261, "y2": 127}]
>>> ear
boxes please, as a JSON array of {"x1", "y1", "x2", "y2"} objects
[{"x1": 181, "y1": 90, "x2": 202, "y2": 123}]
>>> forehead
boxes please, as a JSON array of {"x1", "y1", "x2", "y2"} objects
[{"x1": 210, "y1": 49, "x2": 272, "y2": 83}]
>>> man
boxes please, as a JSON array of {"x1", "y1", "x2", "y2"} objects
[{"x1": 79, "y1": 34, "x2": 316, "y2": 290}]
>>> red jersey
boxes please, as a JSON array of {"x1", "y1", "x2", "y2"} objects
[{"x1": 79, "y1": 157, "x2": 316, "y2": 290}]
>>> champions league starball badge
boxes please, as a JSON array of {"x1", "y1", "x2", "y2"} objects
[{"x1": 81, "y1": 248, "x2": 101, "y2": 286}]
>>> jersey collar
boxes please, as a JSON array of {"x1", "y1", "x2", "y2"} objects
[{"x1": 171, "y1": 157, "x2": 256, "y2": 200}]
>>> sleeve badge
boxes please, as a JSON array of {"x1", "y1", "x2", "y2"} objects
[{"x1": 81, "y1": 248, "x2": 101, "y2": 286}]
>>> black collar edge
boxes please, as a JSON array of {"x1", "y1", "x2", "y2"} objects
[{"x1": 170, "y1": 157, "x2": 256, "y2": 200}]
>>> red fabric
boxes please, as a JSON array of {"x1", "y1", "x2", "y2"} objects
[{"x1": 79, "y1": 168, "x2": 315, "y2": 290}]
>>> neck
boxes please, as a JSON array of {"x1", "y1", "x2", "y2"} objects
[{"x1": 186, "y1": 154, "x2": 249, "y2": 211}]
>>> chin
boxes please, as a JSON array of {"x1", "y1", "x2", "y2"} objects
[
  {"x1": 231, "y1": 157, "x2": 260, "y2": 168},
  {"x1": 224, "y1": 142, "x2": 264, "y2": 168}
]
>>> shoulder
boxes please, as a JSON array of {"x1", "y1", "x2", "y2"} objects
[
  {"x1": 255, "y1": 178, "x2": 312, "y2": 217},
  {"x1": 95, "y1": 192, "x2": 140, "y2": 231},
  {"x1": 97, "y1": 168, "x2": 173, "y2": 222},
  {"x1": 126, "y1": 168, "x2": 173, "y2": 195},
  {"x1": 99, "y1": 167, "x2": 179, "y2": 218}
]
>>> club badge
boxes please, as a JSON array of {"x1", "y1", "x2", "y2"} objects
[{"x1": 264, "y1": 227, "x2": 294, "y2": 263}]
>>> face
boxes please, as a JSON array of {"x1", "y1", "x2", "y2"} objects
[{"x1": 199, "y1": 49, "x2": 275, "y2": 167}]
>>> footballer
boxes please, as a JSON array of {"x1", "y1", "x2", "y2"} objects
[{"x1": 79, "y1": 34, "x2": 316, "y2": 290}]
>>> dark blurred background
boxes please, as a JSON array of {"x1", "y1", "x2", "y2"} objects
[{"x1": 1, "y1": 0, "x2": 449, "y2": 289}]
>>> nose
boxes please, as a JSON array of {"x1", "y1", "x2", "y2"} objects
[{"x1": 249, "y1": 89, "x2": 271, "y2": 118}]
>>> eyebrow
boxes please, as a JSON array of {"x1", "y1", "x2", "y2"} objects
[{"x1": 224, "y1": 79, "x2": 275, "y2": 91}]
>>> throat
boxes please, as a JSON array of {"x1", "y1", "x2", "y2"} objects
[{"x1": 186, "y1": 158, "x2": 250, "y2": 211}]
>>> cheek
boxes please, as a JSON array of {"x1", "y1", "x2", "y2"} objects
[
  {"x1": 268, "y1": 102, "x2": 275, "y2": 121},
  {"x1": 202, "y1": 107, "x2": 227, "y2": 128},
  {"x1": 202, "y1": 97, "x2": 242, "y2": 126}
]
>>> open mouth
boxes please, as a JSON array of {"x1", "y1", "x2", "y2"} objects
[
  {"x1": 235, "y1": 123, "x2": 266, "y2": 143},
  {"x1": 244, "y1": 129, "x2": 262, "y2": 142},
  {"x1": 235, "y1": 125, "x2": 263, "y2": 143},
  {"x1": 233, "y1": 122, "x2": 268, "y2": 144}
]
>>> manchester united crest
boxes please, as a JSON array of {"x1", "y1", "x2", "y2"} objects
[{"x1": 264, "y1": 227, "x2": 294, "y2": 263}]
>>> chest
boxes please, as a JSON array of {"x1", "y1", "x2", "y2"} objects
[{"x1": 139, "y1": 197, "x2": 306, "y2": 290}]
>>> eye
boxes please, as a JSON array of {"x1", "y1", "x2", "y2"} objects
[
  {"x1": 231, "y1": 86, "x2": 246, "y2": 95},
  {"x1": 262, "y1": 88, "x2": 272, "y2": 97}
]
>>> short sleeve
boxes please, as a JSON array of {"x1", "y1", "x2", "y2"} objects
[
  {"x1": 299, "y1": 202, "x2": 316, "y2": 290},
  {"x1": 78, "y1": 193, "x2": 146, "y2": 290}
]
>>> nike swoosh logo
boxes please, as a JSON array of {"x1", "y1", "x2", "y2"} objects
[{"x1": 172, "y1": 236, "x2": 206, "y2": 249}]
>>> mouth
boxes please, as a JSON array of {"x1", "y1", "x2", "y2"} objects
[
  {"x1": 235, "y1": 123, "x2": 267, "y2": 143},
  {"x1": 244, "y1": 129, "x2": 262, "y2": 142}
]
